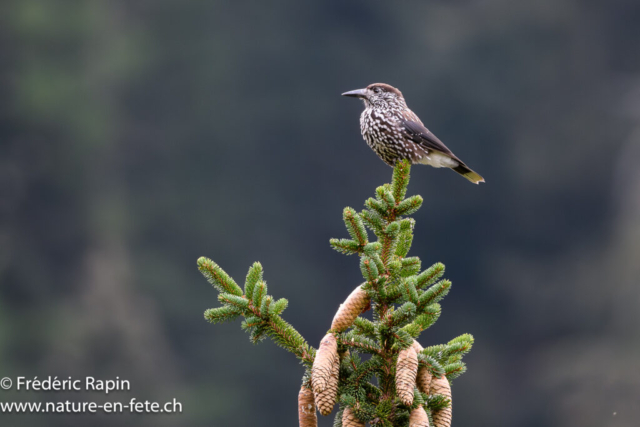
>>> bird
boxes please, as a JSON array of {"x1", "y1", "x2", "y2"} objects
[{"x1": 342, "y1": 83, "x2": 484, "y2": 184}]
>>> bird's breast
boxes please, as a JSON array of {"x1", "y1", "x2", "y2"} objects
[
  {"x1": 358, "y1": 109, "x2": 412, "y2": 166},
  {"x1": 360, "y1": 110, "x2": 400, "y2": 143}
]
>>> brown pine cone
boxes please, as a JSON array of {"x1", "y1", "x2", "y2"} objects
[
  {"x1": 395, "y1": 346, "x2": 419, "y2": 406},
  {"x1": 312, "y1": 333, "x2": 338, "y2": 393},
  {"x1": 298, "y1": 386, "x2": 317, "y2": 427},
  {"x1": 412, "y1": 340, "x2": 431, "y2": 395},
  {"x1": 409, "y1": 406, "x2": 430, "y2": 427},
  {"x1": 342, "y1": 406, "x2": 365, "y2": 427},
  {"x1": 430, "y1": 375, "x2": 452, "y2": 427},
  {"x1": 416, "y1": 367, "x2": 432, "y2": 395},
  {"x1": 331, "y1": 285, "x2": 370, "y2": 331},
  {"x1": 315, "y1": 355, "x2": 339, "y2": 415},
  {"x1": 312, "y1": 333, "x2": 339, "y2": 415}
]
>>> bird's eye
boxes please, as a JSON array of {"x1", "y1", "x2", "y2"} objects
[{"x1": 373, "y1": 87, "x2": 381, "y2": 93}]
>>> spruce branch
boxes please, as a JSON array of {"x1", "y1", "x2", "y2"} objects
[
  {"x1": 417, "y1": 279, "x2": 451, "y2": 308},
  {"x1": 401, "y1": 303, "x2": 442, "y2": 338},
  {"x1": 395, "y1": 218, "x2": 415, "y2": 257},
  {"x1": 369, "y1": 253, "x2": 386, "y2": 274},
  {"x1": 343, "y1": 207, "x2": 369, "y2": 246},
  {"x1": 198, "y1": 257, "x2": 315, "y2": 366},
  {"x1": 339, "y1": 330, "x2": 382, "y2": 355},
  {"x1": 416, "y1": 262, "x2": 445, "y2": 289},
  {"x1": 359, "y1": 256, "x2": 379, "y2": 282},
  {"x1": 330, "y1": 238, "x2": 362, "y2": 255},
  {"x1": 363, "y1": 241, "x2": 382, "y2": 256},
  {"x1": 442, "y1": 333, "x2": 474, "y2": 362},
  {"x1": 352, "y1": 317, "x2": 376, "y2": 337},
  {"x1": 444, "y1": 361, "x2": 467, "y2": 380},
  {"x1": 417, "y1": 354, "x2": 446, "y2": 377},
  {"x1": 244, "y1": 261, "x2": 263, "y2": 299},
  {"x1": 395, "y1": 195, "x2": 423, "y2": 217},
  {"x1": 380, "y1": 223, "x2": 401, "y2": 265},
  {"x1": 425, "y1": 393, "x2": 450, "y2": 412},
  {"x1": 399, "y1": 277, "x2": 419, "y2": 304},
  {"x1": 203, "y1": 306, "x2": 242, "y2": 324},
  {"x1": 400, "y1": 256, "x2": 421, "y2": 277},
  {"x1": 360, "y1": 209, "x2": 385, "y2": 235},
  {"x1": 391, "y1": 159, "x2": 412, "y2": 202},
  {"x1": 387, "y1": 258, "x2": 403, "y2": 281},
  {"x1": 365, "y1": 197, "x2": 388, "y2": 219},
  {"x1": 378, "y1": 186, "x2": 396, "y2": 211},
  {"x1": 251, "y1": 280, "x2": 267, "y2": 308},
  {"x1": 389, "y1": 302, "x2": 416, "y2": 327},
  {"x1": 198, "y1": 257, "x2": 243, "y2": 296}
]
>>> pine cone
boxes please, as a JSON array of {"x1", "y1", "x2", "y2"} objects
[
  {"x1": 416, "y1": 367, "x2": 432, "y2": 395},
  {"x1": 298, "y1": 386, "x2": 317, "y2": 427},
  {"x1": 409, "y1": 406, "x2": 430, "y2": 427},
  {"x1": 331, "y1": 285, "x2": 370, "y2": 331},
  {"x1": 315, "y1": 356, "x2": 339, "y2": 415},
  {"x1": 312, "y1": 333, "x2": 339, "y2": 415},
  {"x1": 312, "y1": 333, "x2": 338, "y2": 392},
  {"x1": 430, "y1": 375, "x2": 452, "y2": 427},
  {"x1": 342, "y1": 406, "x2": 365, "y2": 427},
  {"x1": 395, "y1": 346, "x2": 419, "y2": 406},
  {"x1": 412, "y1": 340, "x2": 431, "y2": 394}
]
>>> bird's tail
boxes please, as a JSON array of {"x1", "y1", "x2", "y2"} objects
[{"x1": 452, "y1": 164, "x2": 485, "y2": 184}]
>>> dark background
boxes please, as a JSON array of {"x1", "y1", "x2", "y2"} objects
[{"x1": 1, "y1": 1, "x2": 640, "y2": 426}]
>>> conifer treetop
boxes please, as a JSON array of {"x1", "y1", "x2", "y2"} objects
[{"x1": 198, "y1": 160, "x2": 474, "y2": 427}]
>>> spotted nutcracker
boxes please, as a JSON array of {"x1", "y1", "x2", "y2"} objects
[{"x1": 342, "y1": 83, "x2": 485, "y2": 184}]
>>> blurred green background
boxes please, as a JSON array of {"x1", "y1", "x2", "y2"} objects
[{"x1": 1, "y1": 1, "x2": 639, "y2": 426}]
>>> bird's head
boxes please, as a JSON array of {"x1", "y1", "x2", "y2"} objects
[{"x1": 342, "y1": 83, "x2": 406, "y2": 109}]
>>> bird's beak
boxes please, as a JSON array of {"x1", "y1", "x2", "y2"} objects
[{"x1": 342, "y1": 88, "x2": 367, "y2": 99}]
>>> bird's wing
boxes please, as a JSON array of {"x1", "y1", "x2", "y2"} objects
[{"x1": 399, "y1": 118, "x2": 460, "y2": 161}]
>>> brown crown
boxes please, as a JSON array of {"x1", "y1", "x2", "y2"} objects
[{"x1": 366, "y1": 83, "x2": 403, "y2": 97}]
